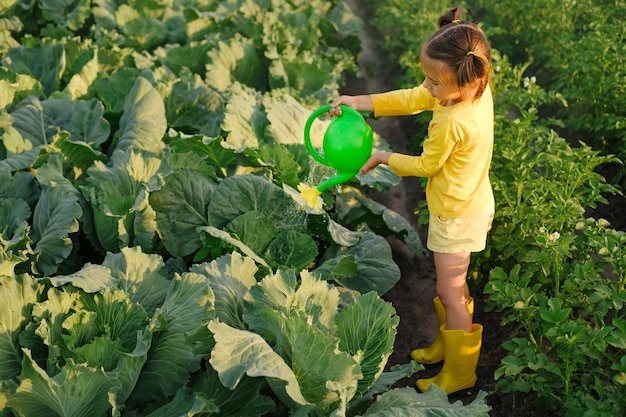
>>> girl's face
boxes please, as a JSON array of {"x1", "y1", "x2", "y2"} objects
[{"x1": 420, "y1": 55, "x2": 462, "y2": 105}]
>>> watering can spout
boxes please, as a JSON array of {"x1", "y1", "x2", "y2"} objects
[
  {"x1": 316, "y1": 171, "x2": 357, "y2": 193},
  {"x1": 303, "y1": 104, "x2": 373, "y2": 192}
]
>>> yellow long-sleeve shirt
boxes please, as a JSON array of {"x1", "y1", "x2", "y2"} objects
[{"x1": 371, "y1": 84, "x2": 494, "y2": 218}]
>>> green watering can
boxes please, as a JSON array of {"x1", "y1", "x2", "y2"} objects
[{"x1": 303, "y1": 104, "x2": 373, "y2": 192}]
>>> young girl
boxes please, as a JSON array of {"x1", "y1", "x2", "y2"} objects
[{"x1": 329, "y1": 7, "x2": 494, "y2": 395}]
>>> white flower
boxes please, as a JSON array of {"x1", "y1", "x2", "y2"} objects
[
  {"x1": 548, "y1": 231, "x2": 560, "y2": 241},
  {"x1": 539, "y1": 226, "x2": 547, "y2": 233}
]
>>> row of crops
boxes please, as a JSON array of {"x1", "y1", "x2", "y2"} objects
[
  {"x1": 370, "y1": 0, "x2": 625, "y2": 415},
  {"x1": 0, "y1": 0, "x2": 495, "y2": 416}
]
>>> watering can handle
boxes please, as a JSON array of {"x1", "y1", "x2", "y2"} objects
[{"x1": 303, "y1": 104, "x2": 337, "y2": 165}]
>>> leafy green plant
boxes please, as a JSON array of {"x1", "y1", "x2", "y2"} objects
[
  {"x1": 470, "y1": 0, "x2": 626, "y2": 171},
  {"x1": 479, "y1": 49, "x2": 625, "y2": 417}
]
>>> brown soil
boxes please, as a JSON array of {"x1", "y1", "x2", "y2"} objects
[{"x1": 342, "y1": 1, "x2": 537, "y2": 414}]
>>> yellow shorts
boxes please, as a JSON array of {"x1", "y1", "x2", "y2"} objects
[{"x1": 427, "y1": 207, "x2": 494, "y2": 254}]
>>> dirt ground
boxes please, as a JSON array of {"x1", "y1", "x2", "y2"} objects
[{"x1": 342, "y1": 1, "x2": 538, "y2": 414}]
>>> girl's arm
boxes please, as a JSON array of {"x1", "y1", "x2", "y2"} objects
[
  {"x1": 329, "y1": 95, "x2": 374, "y2": 116},
  {"x1": 359, "y1": 151, "x2": 391, "y2": 175}
]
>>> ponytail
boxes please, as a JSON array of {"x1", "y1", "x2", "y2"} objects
[{"x1": 421, "y1": 7, "x2": 491, "y2": 100}]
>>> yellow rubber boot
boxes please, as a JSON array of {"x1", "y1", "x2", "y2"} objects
[
  {"x1": 416, "y1": 323, "x2": 483, "y2": 394},
  {"x1": 410, "y1": 297, "x2": 474, "y2": 364}
]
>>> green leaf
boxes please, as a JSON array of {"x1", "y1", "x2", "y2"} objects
[
  {"x1": 361, "y1": 386, "x2": 491, "y2": 416},
  {"x1": 208, "y1": 320, "x2": 311, "y2": 406},
  {"x1": 220, "y1": 82, "x2": 268, "y2": 151},
  {"x1": 114, "y1": 4, "x2": 166, "y2": 49},
  {"x1": 189, "y1": 367, "x2": 274, "y2": 417},
  {"x1": 0, "y1": 67, "x2": 43, "y2": 110},
  {"x1": 101, "y1": 246, "x2": 170, "y2": 316},
  {"x1": 114, "y1": 77, "x2": 167, "y2": 157},
  {"x1": 166, "y1": 133, "x2": 236, "y2": 177},
  {"x1": 336, "y1": 292, "x2": 398, "y2": 397},
  {"x1": 205, "y1": 33, "x2": 265, "y2": 92},
  {"x1": 0, "y1": 274, "x2": 41, "y2": 380},
  {"x1": 199, "y1": 226, "x2": 270, "y2": 269},
  {"x1": 225, "y1": 211, "x2": 276, "y2": 255},
  {"x1": 262, "y1": 309, "x2": 361, "y2": 411},
  {"x1": 190, "y1": 252, "x2": 258, "y2": 329},
  {"x1": 39, "y1": 0, "x2": 92, "y2": 31},
  {"x1": 0, "y1": 198, "x2": 32, "y2": 275},
  {"x1": 3, "y1": 42, "x2": 65, "y2": 96},
  {"x1": 129, "y1": 272, "x2": 216, "y2": 406},
  {"x1": 264, "y1": 229, "x2": 318, "y2": 270},
  {"x1": 349, "y1": 362, "x2": 423, "y2": 415},
  {"x1": 77, "y1": 288, "x2": 149, "y2": 353},
  {"x1": 0, "y1": 168, "x2": 38, "y2": 206},
  {"x1": 8, "y1": 350, "x2": 120, "y2": 417},
  {"x1": 323, "y1": 232, "x2": 400, "y2": 295},
  {"x1": 31, "y1": 154, "x2": 83, "y2": 276},
  {"x1": 263, "y1": 89, "x2": 328, "y2": 146},
  {"x1": 164, "y1": 73, "x2": 225, "y2": 137},
  {"x1": 93, "y1": 69, "x2": 151, "y2": 114},
  {"x1": 243, "y1": 269, "x2": 340, "y2": 339},
  {"x1": 142, "y1": 387, "x2": 218, "y2": 417},
  {"x1": 150, "y1": 168, "x2": 216, "y2": 257},
  {"x1": 81, "y1": 149, "x2": 161, "y2": 253},
  {"x1": 51, "y1": 46, "x2": 98, "y2": 100},
  {"x1": 47, "y1": 263, "x2": 116, "y2": 293},
  {"x1": 207, "y1": 174, "x2": 306, "y2": 230}
]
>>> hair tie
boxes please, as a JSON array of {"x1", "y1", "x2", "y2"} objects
[
  {"x1": 452, "y1": 19, "x2": 461, "y2": 23},
  {"x1": 466, "y1": 51, "x2": 476, "y2": 56}
]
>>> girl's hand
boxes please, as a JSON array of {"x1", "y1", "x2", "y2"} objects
[
  {"x1": 329, "y1": 95, "x2": 354, "y2": 116},
  {"x1": 360, "y1": 151, "x2": 391, "y2": 175},
  {"x1": 329, "y1": 95, "x2": 374, "y2": 116}
]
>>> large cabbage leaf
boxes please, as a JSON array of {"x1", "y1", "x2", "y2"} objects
[
  {"x1": 243, "y1": 269, "x2": 340, "y2": 339},
  {"x1": 10, "y1": 96, "x2": 110, "y2": 149},
  {"x1": 207, "y1": 174, "x2": 305, "y2": 230},
  {"x1": 208, "y1": 320, "x2": 312, "y2": 407},
  {"x1": 220, "y1": 82, "x2": 268, "y2": 151},
  {"x1": 2, "y1": 43, "x2": 65, "y2": 96},
  {"x1": 38, "y1": 0, "x2": 92, "y2": 31},
  {"x1": 81, "y1": 149, "x2": 161, "y2": 253},
  {"x1": 101, "y1": 246, "x2": 171, "y2": 316},
  {"x1": 0, "y1": 274, "x2": 41, "y2": 380},
  {"x1": 336, "y1": 292, "x2": 398, "y2": 397},
  {"x1": 113, "y1": 76, "x2": 167, "y2": 157},
  {"x1": 128, "y1": 271, "x2": 216, "y2": 407},
  {"x1": 360, "y1": 386, "x2": 491, "y2": 417},
  {"x1": 150, "y1": 167, "x2": 217, "y2": 257},
  {"x1": 31, "y1": 154, "x2": 83, "y2": 276},
  {"x1": 0, "y1": 199, "x2": 32, "y2": 276},
  {"x1": 188, "y1": 366, "x2": 274, "y2": 417},
  {"x1": 205, "y1": 33, "x2": 266, "y2": 92},
  {"x1": 164, "y1": 73, "x2": 225, "y2": 137},
  {"x1": 0, "y1": 68, "x2": 43, "y2": 110},
  {"x1": 190, "y1": 252, "x2": 258, "y2": 329},
  {"x1": 320, "y1": 231, "x2": 400, "y2": 295},
  {"x1": 7, "y1": 350, "x2": 120, "y2": 417},
  {"x1": 211, "y1": 271, "x2": 374, "y2": 415}
]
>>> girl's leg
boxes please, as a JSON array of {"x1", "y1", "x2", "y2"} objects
[{"x1": 434, "y1": 252, "x2": 472, "y2": 332}]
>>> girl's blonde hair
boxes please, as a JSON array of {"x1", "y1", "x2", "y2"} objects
[{"x1": 420, "y1": 7, "x2": 491, "y2": 101}]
